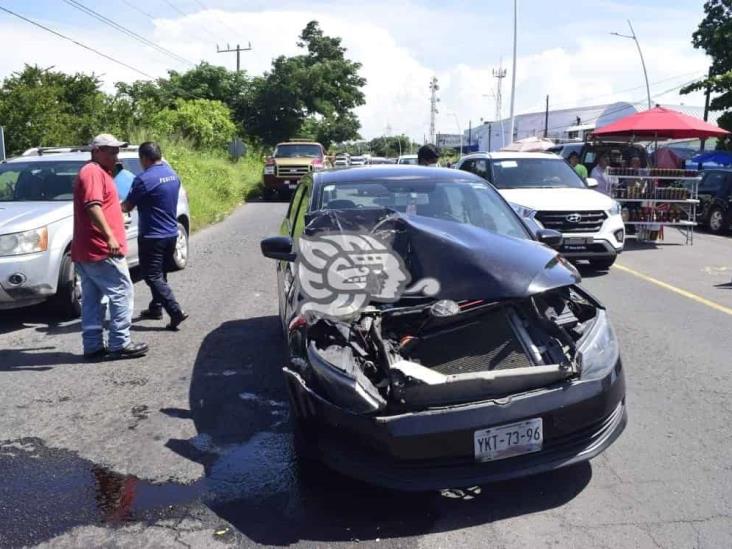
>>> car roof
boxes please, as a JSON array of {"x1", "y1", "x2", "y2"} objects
[
  {"x1": 5, "y1": 151, "x2": 140, "y2": 163},
  {"x1": 276, "y1": 141, "x2": 321, "y2": 147},
  {"x1": 314, "y1": 165, "x2": 485, "y2": 185},
  {"x1": 460, "y1": 152, "x2": 561, "y2": 161}
]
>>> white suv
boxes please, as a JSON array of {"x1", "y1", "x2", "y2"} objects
[{"x1": 455, "y1": 152, "x2": 624, "y2": 269}]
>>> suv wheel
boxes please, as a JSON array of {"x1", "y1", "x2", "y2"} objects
[
  {"x1": 589, "y1": 257, "x2": 617, "y2": 270},
  {"x1": 51, "y1": 251, "x2": 81, "y2": 318},
  {"x1": 171, "y1": 222, "x2": 189, "y2": 270},
  {"x1": 707, "y1": 207, "x2": 728, "y2": 234}
]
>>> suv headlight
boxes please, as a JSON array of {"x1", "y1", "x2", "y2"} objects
[
  {"x1": 578, "y1": 310, "x2": 620, "y2": 380},
  {"x1": 607, "y1": 201, "x2": 621, "y2": 216},
  {"x1": 510, "y1": 203, "x2": 537, "y2": 219},
  {"x1": 0, "y1": 227, "x2": 49, "y2": 257}
]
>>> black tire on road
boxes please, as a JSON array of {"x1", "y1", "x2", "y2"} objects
[
  {"x1": 707, "y1": 206, "x2": 728, "y2": 235},
  {"x1": 51, "y1": 251, "x2": 81, "y2": 318},
  {"x1": 171, "y1": 221, "x2": 189, "y2": 271},
  {"x1": 589, "y1": 256, "x2": 617, "y2": 270}
]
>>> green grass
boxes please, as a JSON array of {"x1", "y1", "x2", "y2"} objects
[{"x1": 158, "y1": 138, "x2": 263, "y2": 232}]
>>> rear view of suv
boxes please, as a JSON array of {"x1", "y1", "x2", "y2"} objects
[{"x1": 456, "y1": 152, "x2": 625, "y2": 269}]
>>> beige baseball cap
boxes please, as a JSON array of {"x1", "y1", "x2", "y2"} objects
[{"x1": 90, "y1": 133, "x2": 128, "y2": 148}]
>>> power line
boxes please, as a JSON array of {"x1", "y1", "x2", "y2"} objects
[
  {"x1": 119, "y1": 0, "x2": 155, "y2": 19},
  {"x1": 62, "y1": 0, "x2": 194, "y2": 66},
  {"x1": 0, "y1": 4, "x2": 153, "y2": 78},
  {"x1": 160, "y1": 0, "x2": 220, "y2": 43}
]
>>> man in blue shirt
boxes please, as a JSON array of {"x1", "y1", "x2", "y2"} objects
[{"x1": 122, "y1": 142, "x2": 188, "y2": 330}]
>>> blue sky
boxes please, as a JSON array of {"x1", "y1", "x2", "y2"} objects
[{"x1": 0, "y1": 0, "x2": 711, "y2": 139}]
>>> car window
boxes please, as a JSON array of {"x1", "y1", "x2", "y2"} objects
[
  {"x1": 316, "y1": 177, "x2": 530, "y2": 240},
  {"x1": 491, "y1": 158, "x2": 586, "y2": 189},
  {"x1": 700, "y1": 172, "x2": 726, "y2": 194},
  {"x1": 274, "y1": 144, "x2": 322, "y2": 158},
  {"x1": 120, "y1": 158, "x2": 143, "y2": 175},
  {"x1": 291, "y1": 182, "x2": 312, "y2": 237},
  {"x1": 286, "y1": 183, "x2": 307, "y2": 233},
  {"x1": 0, "y1": 160, "x2": 84, "y2": 201},
  {"x1": 459, "y1": 159, "x2": 474, "y2": 174},
  {"x1": 473, "y1": 159, "x2": 491, "y2": 181}
]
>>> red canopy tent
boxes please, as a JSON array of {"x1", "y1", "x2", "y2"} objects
[{"x1": 591, "y1": 106, "x2": 729, "y2": 140}]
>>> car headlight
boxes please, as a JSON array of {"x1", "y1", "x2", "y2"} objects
[
  {"x1": 607, "y1": 201, "x2": 621, "y2": 216},
  {"x1": 264, "y1": 166, "x2": 275, "y2": 175},
  {"x1": 0, "y1": 227, "x2": 49, "y2": 257},
  {"x1": 577, "y1": 310, "x2": 620, "y2": 380},
  {"x1": 509, "y1": 203, "x2": 537, "y2": 219}
]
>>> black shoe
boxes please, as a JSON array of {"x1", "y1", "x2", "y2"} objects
[
  {"x1": 83, "y1": 347, "x2": 108, "y2": 361},
  {"x1": 166, "y1": 311, "x2": 189, "y2": 331},
  {"x1": 107, "y1": 342, "x2": 149, "y2": 360},
  {"x1": 140, "y1": 308, "x2": 163, "y2": 320}
]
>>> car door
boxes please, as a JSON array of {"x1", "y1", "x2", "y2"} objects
[
  {"x1": 698, "y1": 171, "x2": 726, "y2": 222},
  {"x1": 278, "y1": 178, "x2": 311, "y2": 325}
]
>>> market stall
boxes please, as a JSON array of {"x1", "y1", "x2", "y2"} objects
[{"x1": 590, "y1": 107, "x2": 730, "y2": 245}]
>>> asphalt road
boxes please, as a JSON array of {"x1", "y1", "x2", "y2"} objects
[{"x1": 1, "y1": 202, "x2": 731, "y2": 548}]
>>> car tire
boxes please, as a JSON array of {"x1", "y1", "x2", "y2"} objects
[
  {"x1": 51, "y1": 251, "x2": 81, "y2": 318},
  {"x1": 589, "y1": 257, "x2": 617, "y2": 270},
  {"x1": 171, "y1": 221, "x2": 189, "y2": 271},
  {"x1": 263, "y1": 186, "x2": 277, "y2": 202},
  {"x1": 707, "y1": 206, "x2": 728, "y2": 235}
]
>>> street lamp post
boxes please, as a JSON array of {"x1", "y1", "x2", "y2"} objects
[{"x1": 611, "y1": 19, "x2": 652, "y2": 110}]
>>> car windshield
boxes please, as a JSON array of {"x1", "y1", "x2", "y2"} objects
[
  {"x1": 491, "y1": 158, "x2": 586, "y2": 189},
  {"x1": 398, "y1": 157, "x2": 418, "y2": 165},
  {"x1": 318, "y1": 178, "x2": 530, "y2": 240},
  {"x1": 0, "y1": 160, "x2": 85, "y2": 201},
  {"x1": 275, "y1": 144, "x2": 322, "y2": 158}
]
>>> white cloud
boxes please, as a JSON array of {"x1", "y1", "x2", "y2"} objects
[{"x1": 0, "y1": 2, "x2": 712, "y2": 143}]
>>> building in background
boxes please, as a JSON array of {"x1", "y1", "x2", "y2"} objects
[{"x1": 468, "y1": 102, "x2": 718, "y2": 151}]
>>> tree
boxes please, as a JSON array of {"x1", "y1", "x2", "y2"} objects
[
  {"x1": 239, "y1": 21, "x2": 366, "y2": 147},
  {"x1": 147, "y1": 99, "x2": 237, "y2": 150},
  {"x1": 368, "y1": 135, "x2": 414, "y2": 157},
  {"x1": 0, "y1": 65, "x2": 107, "y2": 154},
  {"x1": 681, "y1": 0, "x2": 732, "y2": 141}
]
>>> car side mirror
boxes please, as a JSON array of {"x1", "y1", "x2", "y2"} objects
[
  {"x1": 586, "y1": 177, "x2": 599, "y2": 188},
  {"x1": 536, "y1": 229, "x2": 563, "y2": 250},
  {"x1": 261, "y1": 236, "x2": 296, "y2": 261}
]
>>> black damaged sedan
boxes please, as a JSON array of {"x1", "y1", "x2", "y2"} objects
[{"x1": 261, "y1": 166, "x2": 626, "y2": 491}]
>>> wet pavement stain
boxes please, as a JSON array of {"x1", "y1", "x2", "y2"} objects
[{"x1": 0, "y1": 438, "x2": 205, "y2": 548}]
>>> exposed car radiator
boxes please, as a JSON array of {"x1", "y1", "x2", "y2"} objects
[{"x1": 405, "y1": 309, "x2": 534, "y2": 374}]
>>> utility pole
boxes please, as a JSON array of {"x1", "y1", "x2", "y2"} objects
[
  {"x1": 492, "y1": 63, "x2": 507, "y2": 148},
  {"x1": 508, "y1": 0, "x2": 518, "y2": 144},
  {"x1": 488, "y1": 123, "x2": 492, "y2": 152},
  {"x1": 544, "y1": 95, "x2": 549, "y2": 138},
  {"x1": 429, "y1": 76, "x2": 440, "y2": 144},
  {"x1": 468, "y1": 120, "x2": 472, "y2": 150},
  {"x1": 611, "y1": 20, "x2": 651, "y2": 110},
  {"x1": 216, "y1": 42, "x2": 252, "y2": 72},
  {"x1": 701, "y1": 67, "x2": 713, "y2": 151}
]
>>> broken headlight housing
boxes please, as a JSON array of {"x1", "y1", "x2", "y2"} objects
[{"x1": 577, "y1": 309, "x2": 619, "y2": 380}]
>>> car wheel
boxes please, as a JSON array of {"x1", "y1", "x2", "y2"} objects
[
  {"x1": 589, "y1": 257, "x2": 617, "y2": 270},
  {"x1": 51, "y1": 251, "x2": 81, "y2": 318},
  {"x1": 707, "y1": 207, "x2": 728, "y2": 234},
  {"x1": 262, "y1": 186, "x2": 277, "y2": 201},
  {"x1": 171, "y1": 221, "x2": 189, "y2": 271}
]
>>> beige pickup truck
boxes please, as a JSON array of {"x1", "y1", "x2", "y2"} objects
[{"x1": 263, "y1": 140, "x2": 329, "y2": 200}]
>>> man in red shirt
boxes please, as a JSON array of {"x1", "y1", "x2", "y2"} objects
[{"x1": 72, "y1": 134, "x2": 148, "y2": 360}]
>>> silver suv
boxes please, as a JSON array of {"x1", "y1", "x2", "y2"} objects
[{"x1": 0, "y1": 147, "x2": 191, "y2": 317}]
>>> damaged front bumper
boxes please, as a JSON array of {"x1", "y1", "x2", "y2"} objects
[{"x1": 284, "y1": 356, "x2": 625, "y2": 491}]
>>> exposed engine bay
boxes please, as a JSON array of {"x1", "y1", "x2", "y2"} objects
[{"x1": 289, "y1": 285, "x2": 602, "y2": 414}]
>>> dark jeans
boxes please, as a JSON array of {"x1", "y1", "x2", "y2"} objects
[{"x1": 138, "y1": 236, "x2": 181, "y2": 316}]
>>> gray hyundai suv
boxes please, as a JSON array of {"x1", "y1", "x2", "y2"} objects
[{"x1": 0, "y1": 147, "x2": 190, "y2": 317}]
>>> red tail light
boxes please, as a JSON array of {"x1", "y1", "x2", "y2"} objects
[{"x1": 311, "y1": 158, "x2": 324, "y2": 168}]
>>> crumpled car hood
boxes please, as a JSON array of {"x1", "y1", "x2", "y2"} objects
[{"x1": 303, "y1": 208, "x2": 580, "y2": 302}]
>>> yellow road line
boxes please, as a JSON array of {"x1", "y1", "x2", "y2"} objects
[{"x1": 615, "y1": 263, "x2": 732, "y2": 317}]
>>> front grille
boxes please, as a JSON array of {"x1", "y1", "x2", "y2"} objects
[
  {"x1": 406, "y1": 310, "x2": 532, "y2": 375},
  {"x1": 276, "y1": 164, "x2": 310, "y2": 178},
  {"x1": 535, "y1": 210, "x2": 607, "y2": 233}
]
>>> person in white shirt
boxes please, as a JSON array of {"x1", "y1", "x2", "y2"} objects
[{"x1": 590, "y1": 154, "x2": 614, "y2": 195}]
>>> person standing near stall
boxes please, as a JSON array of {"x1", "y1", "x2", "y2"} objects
[
  {"x1": 569, "y1": 152, "x2": 588, "y2": 181},
  {"x1": 590, "y1": 154, "x2": 615, "y2": 195}
]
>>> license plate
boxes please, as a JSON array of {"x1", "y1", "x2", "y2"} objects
[{"x1": 474, "y1": 418, "x2": 543, "y2": 462}]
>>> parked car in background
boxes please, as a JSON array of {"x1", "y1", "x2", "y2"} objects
[
  {"x1": 397, "y1": 154, "x2": 418, "y2": 165},
  {"x1": 0, "y1": 147, "x2": 190, "y2": 317},
  {"x1": 456, "y1": 152, "x2": 625, "y2": 269},
  {"x1": 697, "y1": 168, "x2": 732, "y2": 234},
  {"x1": 260, "y1": 165, "x2": 626, "y2": 490},
  {"x1": 350, "y1": 155, "x2": 367, "y2": 166},
  {"x1": 334, "y1": 153, "x2": 351, "y2": 167},
  {"x1": 263, "y1": 140, "x2": 329, "y2": 200}
]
